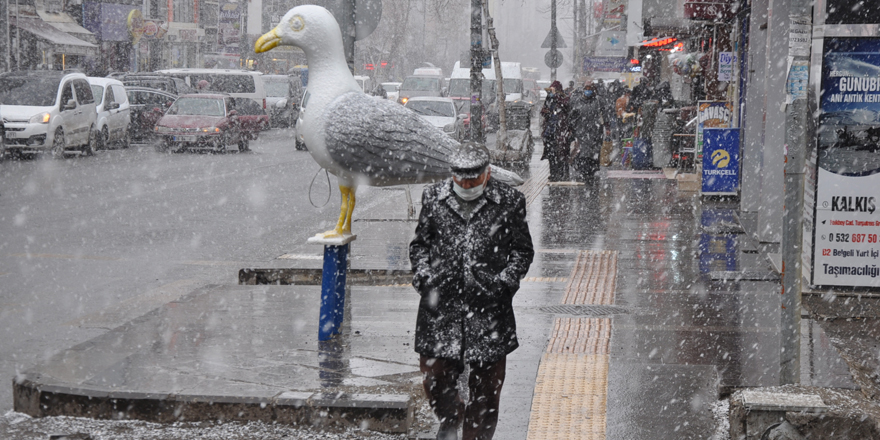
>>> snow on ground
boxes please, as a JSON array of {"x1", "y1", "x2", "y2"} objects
[{"x1": 1, "y1": 411, "x2": 409, "y2": 440}]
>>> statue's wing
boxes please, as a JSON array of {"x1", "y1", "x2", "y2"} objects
[{"x1": 324, "y1": 92, "x2": 458, "y2": 185}]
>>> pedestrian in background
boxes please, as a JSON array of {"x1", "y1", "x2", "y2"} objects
[
  {"x1": 410, "y1": 142, "x2": 535, "y2": 440},
  {"x1": 569, "y1": 82, "x2": 604, "y2": 178},
  {"x1": 540, "y1": 81, "x2": 573, "y2": 181}
]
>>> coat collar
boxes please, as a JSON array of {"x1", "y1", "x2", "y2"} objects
[{"x1": 438, "y1": 178, "x2": 502, "y2": 219}]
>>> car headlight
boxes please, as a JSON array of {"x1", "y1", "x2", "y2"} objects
[
  {"x1": 443, "y1": 123, "x2": 455, "y2": 133},
  {"x1": 201, "y1": 127, "x2": 221, "y2": 133},
  {"x1": 29, "y1": 112, "x2": 51, "y2": 124},
  {"x1": 275, "y1": 99, "x2": 288, "y2": 108},
  {"x1": 399, "y1": 97, "x2": 408, "y2": 105},
  {"x1": 156, "y1": 126, "x2": 173, "y2": 133}
]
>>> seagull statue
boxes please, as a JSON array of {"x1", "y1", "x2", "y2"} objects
[{"x1": 255, "y1": 5, "x2": 523, "y2": 240}]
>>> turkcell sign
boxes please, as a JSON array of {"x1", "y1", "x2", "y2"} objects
[
  {"x1": 812, "y1": 37, "x2": 880, "y2": 286},
  {"x1": 701, "y1": 128, "x2": 739, "y2": 195},
  {"x1": 695, "y1": 101, "x2": 733, "y2": 158}
]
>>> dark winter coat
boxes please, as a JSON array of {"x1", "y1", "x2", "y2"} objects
[
  {"x1": 569, "y1": 91, "x2": 604, "y2": 145},
  {"x1": 540, "y1": 92, "x2": 572, "y2": 161},
  {"x1": 409, "y1": 179, "x2": 535, "y2": 364}
]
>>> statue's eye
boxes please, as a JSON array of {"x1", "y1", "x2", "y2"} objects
[{"x1": 290, "y1": 16, "x2": 304, "y2": 32}]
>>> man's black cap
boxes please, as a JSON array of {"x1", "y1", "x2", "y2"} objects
[{"x1": 449, "y1": 142, "x2": 490, "y2": 179}]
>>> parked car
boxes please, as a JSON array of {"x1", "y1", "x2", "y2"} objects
[
  {"x1": 156, "y1": 69, "x2": 267, "y2": 110},
  {"x1": 0, "y1": 70, "x2": 98, "y2": 158},
  {"x1": 154, "y1": 94, "x2": 245, "y2": 153},
  {"x1": 381, "y1": 82, "x2": 401, "y2": 102},
  {"x1": 404, "y1": 96, "x2": 465, "y2": 141},
  {"x1": 88, "y1": 77, "x2": 131, "y2": 149},
  {"x1": 125, "y1": 87, "x2": 177, "y2": 144},
  {"x1": 294, "y1": 88, "x2": 308, "y2": 150},
  {"x1": 262, "y1": 74, "x2": 303, "y2": 127},
  {"x1": 119, "y1": 74, "x2": 193, "y2": 95},
  {"x1": 231, "y1": 98, "x2": 269, "y2": 146},
  {"x1": 397, "y1": 75, "x2": 444, "y2": 105}
]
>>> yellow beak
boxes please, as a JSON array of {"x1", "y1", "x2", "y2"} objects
[{"x1": 255, "y1": 28, "x2": 281, "y2": 53}]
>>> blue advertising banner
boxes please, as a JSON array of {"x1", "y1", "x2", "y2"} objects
[
  {"x1": 812, "y1": 37, "x2": 880, "y2": 286},
  {"x1": 699, "y1": 209, "x2": 739, "y2": 273},
  {"x1": 583, "y1": 57, "x2": 628, "y2": 73},
  {"x1": 701, "y1": 128, "x2": 740, "y2": 195}
]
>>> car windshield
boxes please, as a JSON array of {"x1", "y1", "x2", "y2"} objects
[
  {"x1": 382, "y1": 83, "x2": 399, "y2": 93},
  {"x1": 0, "y1": 77, "x2": 60, "y2": 106},
  {"x1": 406, "y1": 100, "x2": 455, "y2": 118},
  {"x1": 447, "y1": 79, "x2": 495, "y2": 98},
  {"x1": 90, "y1": 85, "x2": 104, "y2": 104},
  {"x1": 264, "y1": 81, "x2": 289, "y2": 97},
  {"x1": 401, "y1": 76, "x2": 439, "y2": 92},
  {"x1": 167, "y1": 97, "x2": 225, "y2": 116}
]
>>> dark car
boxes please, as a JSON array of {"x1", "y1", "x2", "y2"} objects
[
  {"x1": 125, "y1": 87, "x2": 178, "y2": 144},
  {"x1": 262, "y1": 75, "x2": 303, "y2": 127},
  {"x1": 154, "y1": 94, "x2": 245, "y2": 153},
  {"x1": 119, "y1": 74, "x2": 193, "y2": 96},
  {"x1": 231, "y1": 98, "x2": 269, "y2": 142}
]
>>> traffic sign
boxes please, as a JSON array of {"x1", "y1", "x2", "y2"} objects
[
  {"x1": 545, "y1": 49, "x2": 564, "y2": 68},
  {"x1": 541, "y1": 28, "x2": 567, "y2": 49}
]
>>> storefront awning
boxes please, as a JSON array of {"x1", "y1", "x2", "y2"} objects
[{"x1": 11, "y1": 16, "x2": 98, "y2": 56}]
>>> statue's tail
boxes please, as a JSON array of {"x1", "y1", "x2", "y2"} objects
[{"x1": 489, "y1": 165, "x2": 525, "y2": 187}]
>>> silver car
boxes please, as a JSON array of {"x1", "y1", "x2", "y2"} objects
[{"x1": 404, "y1": 96, "x2": 465, "y2": 141}]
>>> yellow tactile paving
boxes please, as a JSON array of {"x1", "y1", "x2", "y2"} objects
[
  {"x1": 527, "y1": 353, "x2": 609, "y2": 440},
  {"x1": 562, "y1": 251, "x2": 618, "y2": 305},
  {"x1": 546, "y1": 318, "x2": 611, "y2": 355},
  {"x1": 527, "y1": 251, "x2": 618, "y2": 439}
]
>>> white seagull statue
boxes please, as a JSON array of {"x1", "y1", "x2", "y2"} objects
[{"x1": 255, "y1": 5, "x2": 522, "y2": 240}]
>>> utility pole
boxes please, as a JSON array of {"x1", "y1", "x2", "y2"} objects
[
  {"x1": 1, "y1": 0, "x2": 7, "y2": 72},
  {"x1": 572, "y1": 0, "x2": 578, "y2": 79},
  {"x1": 550, "y1": 0, "x2": 557, "y2": 81},
  {"x1": 340, "y1": 0, "x2": 356, "y2": 73},
  {"x1": 780, "y1": 1, "x2": 812, "y2": 384},
  {"x1": 469, "y1": 0, "x2": 483, "y2": 143},
  {"x1": 483, "y1": 0, "x2": 506, "y2": 151}
]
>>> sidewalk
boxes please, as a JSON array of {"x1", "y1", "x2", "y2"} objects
[{"x1": 9, "y1": 141, "x2": 876, "y2": 439}]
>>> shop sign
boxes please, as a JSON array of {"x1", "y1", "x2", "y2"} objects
[
  {"x1": 812, "y1": 37, "x2": 880, "y2": 286},
  {"x1": 717, "y1": 52, "x2": 736, "y2": 81},
  {"x1": 699, "y1": 209, "x2": 739, "y2": 273},
  {"x1": 594, "y1": 31, "x2": 626, "y2": 57},
  {"x1": 695, "y1": 101, "x2": 733, "y2": 158},
  {"x1": 583, "y1": 57, "x2": 628, "y2": 73},
  {"x1": 603, "y1": 0, "x2": 625, "y2": 27},
  {"x1": 700, "y1": 128, "x2": 740, "y2": 195},
  {"x1": 179, "y1": 29, "x2": 198, "y2": 42},
  {"x1": 218, "y1": 2, "x2": 243, "y2": 55}
]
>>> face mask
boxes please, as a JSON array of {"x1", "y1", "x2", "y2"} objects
[
  {"x1": 584, "y1": 90, "x2": 594, "y2": 97},
  {"x1": 453, "y1": 180, "x2": 486, "y2": 201}
]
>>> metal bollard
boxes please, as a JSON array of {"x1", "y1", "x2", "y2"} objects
[{"x1": 319, "y1": 243, "x2": 349, "y2": 341}]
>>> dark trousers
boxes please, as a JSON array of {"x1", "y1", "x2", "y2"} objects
[
  {"x1": 548, "y1": 156, "x2": 570, "y2": 181},
  {"x1": 420, "y1": 355, "x2": 507, "y2": 440}
]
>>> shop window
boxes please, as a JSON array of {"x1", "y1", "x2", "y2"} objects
[{"x1": 826, "y1": 0, "x2": 880, "y2": 24}]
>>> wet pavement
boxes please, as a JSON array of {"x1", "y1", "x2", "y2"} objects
[{"x1": 7, "y1": 136, "x2": 867, "y2": 439}]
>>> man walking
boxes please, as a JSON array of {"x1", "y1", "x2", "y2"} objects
[{"x1": 410, "y1": 143, "x2": 535, "y2": 440}]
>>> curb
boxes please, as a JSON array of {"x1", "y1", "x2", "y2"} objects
[{"x1": 14, "y1": 377, "x2": 412, "y2": 433}]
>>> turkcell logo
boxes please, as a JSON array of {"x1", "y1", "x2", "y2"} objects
[{"x1": 711, "y1": 150, "x2": 730, "y2": 168}]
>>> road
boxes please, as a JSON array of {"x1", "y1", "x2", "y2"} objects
[{"x1": 0, "y1": 129, "x2": 415, "y2": 415}]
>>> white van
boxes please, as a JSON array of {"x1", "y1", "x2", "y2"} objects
[
  {"x1": 156, "y1": 69, "x2": 267, "y2": 110},
  {"x1": 88, "y1": 77, "x2": 131, "y2": 149}
]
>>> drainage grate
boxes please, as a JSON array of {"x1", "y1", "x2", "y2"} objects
[{"x1": 539, "y1": 304, "x2": 629, "y2": 316}]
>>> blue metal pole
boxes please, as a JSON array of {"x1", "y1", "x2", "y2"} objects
[{"x1": 319, "y1": 243, "x2": 349, "y2": 341}]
